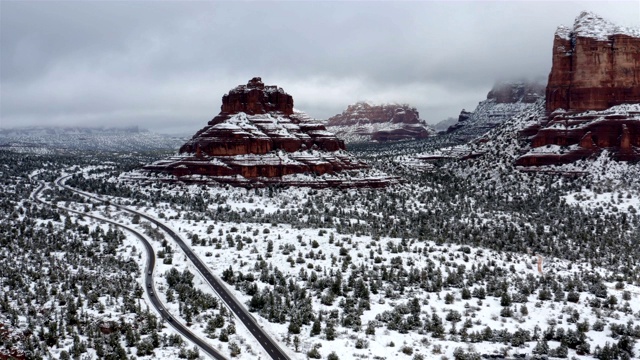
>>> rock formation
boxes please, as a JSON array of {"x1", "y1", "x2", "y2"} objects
[
  {"x1": 546, "y1": 11, "x2": 640, "y2": 113},
  {"x1": 143, "y1": 78, "x2": 395, "y2": 188},
  {"x1": 516, "y1": 12, "x2": 640, "y2": 167},
  {"x1": 515, "y1": 104, "x2": 640, "y2": 166},
  {"x1": 325, "y1": 102, "x2": 434, "y2": 143},
  {"x1": 445, "y1": 81, "x2": 544, "y2": 141},
  {"x1": 487, "y1": 82, "x2": 546, "y2": 105},
  {"x1": 220, "y1": 77, "x2": 294, "y2": 115}
]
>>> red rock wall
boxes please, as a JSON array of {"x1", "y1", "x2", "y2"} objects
[
  {"x1": 547, "y1": 34, "x2": 640, "y2": 113},
  {"x1": 517, "y1": 14, "x2": 640, "y2": 167}
]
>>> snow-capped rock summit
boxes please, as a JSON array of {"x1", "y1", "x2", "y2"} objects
[
  {"x1": 517, "y1": 12, "x2": 640, "y2": 167},
  {"x1": 325, "y1": 102, "x2": 435, "y2": 143},
  {"x1": 546, "y1": 11, "x2": 640, "y2": 113},
  {"x1": 143, "y1": 78, "x2": 395, "y2": 188},
  {"x1": 569, "y1": 11, "x2": 640, "y2": 41}
]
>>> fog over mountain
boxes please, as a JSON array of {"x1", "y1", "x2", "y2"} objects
[{"x1": 1, "y1": 1, "x2": 638, "y2": 134}]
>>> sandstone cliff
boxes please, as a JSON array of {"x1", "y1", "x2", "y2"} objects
[
  {"x1": 143, "y1": 78, "x2": 395, "y2": 188},
  {"x1": 325, "y1": 102, "x2": 434, "y2": 143},
  {"x1": 516, "y1": 12, "x2": 640, "y2": 167},
  {"x1": 546, "y1": 11, "x2": 640, "y2": 113}
]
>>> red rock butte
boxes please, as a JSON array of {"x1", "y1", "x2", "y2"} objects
[
  {"x1": 326, "y1": 102, "x2": 434, "y2": 142},
  {"x1": 143, "y1": 78, "x2": 395, "y2": 188},
  {"x1": 516, "y1": 12, "x2": 640, "y2": 167},
  {"x1": 546, "y1": 12, "x2": 640, "y2": 113}
]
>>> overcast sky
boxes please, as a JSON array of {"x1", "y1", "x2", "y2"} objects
[{"x1": 2, "y1": 1, "x2": 639, "y2": 134}]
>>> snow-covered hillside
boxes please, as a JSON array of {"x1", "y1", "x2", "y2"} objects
[{"x1": 444, "y1": 99, "x2": 536, "y2": 143}]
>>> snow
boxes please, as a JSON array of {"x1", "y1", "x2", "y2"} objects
[
  {"x1": 139, "y1": 198, "x2": 640, "y2": 360},
  {"x1": 65, "y1": 162, "x2": 640, "y2": 360},
  {"x1": 556, "y1": 11, "x2": 640, "y2": 41},
  {"x1": 564, "y1": 187, "x2": 640, "y2": 215}
]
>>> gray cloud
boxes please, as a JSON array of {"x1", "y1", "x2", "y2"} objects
[{"x1": 2, "y1": 1, "x2": 638, "y2": 133}]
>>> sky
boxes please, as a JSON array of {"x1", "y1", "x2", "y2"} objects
[{"x1": 1, "y1": 1, "x2": 639, "y2": 134}]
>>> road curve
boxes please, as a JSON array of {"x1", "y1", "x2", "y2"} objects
[
  {"x1": 55, "y1": 176, "x2": 291, "y2": 360},
  {"x1": 33, "y1": 182, "x2": 228, "y2": 360}
]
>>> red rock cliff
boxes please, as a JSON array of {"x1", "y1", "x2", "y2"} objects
[
  {"x1": 516, "y1": 12, "x2": 640, "y2": 167},
  {"x1": 546, "y1": 11, "x2": 640, "y2": 113}
]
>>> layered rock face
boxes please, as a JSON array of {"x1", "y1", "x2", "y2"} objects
[
  {"x1": 144, "y1": 78, "x2": 394, "y2": 188},
  {"x1": 516, "y1": 105, "x2": 640, "y2": 166},
  {"x1": 325, "y1": 102, "x2": 434, "y2": 143},
  {"x1": 546, "y1": 12, "x2": 640, "y2": 113},
  {"x1": 516, "y1": 12, "x2": 640, "y2": 167},
  {"x1": 220, "y1": 77, "x2": 294, "y2": 115},
  {"x1": 445, "y1": 81, "x2": 544, "y2": 141}
]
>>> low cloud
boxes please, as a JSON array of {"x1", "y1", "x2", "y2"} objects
[{"x1": 1, "y1": 1, "x2": 638, "y2": 133}]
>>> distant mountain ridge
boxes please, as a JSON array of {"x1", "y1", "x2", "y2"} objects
[
  {"x1": 0, "y1": 125, "x2": 185, "y2": 153},
  {"x1": 0, "y1": 125, "x2": 146, "y2": 136}
]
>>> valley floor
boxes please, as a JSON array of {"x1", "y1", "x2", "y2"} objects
[{"x1": 1, "y1": 148, "x2": 640, "y2": 360}]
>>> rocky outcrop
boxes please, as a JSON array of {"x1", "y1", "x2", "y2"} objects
[
  {"x1": 220, "y1": 77, "x2": 294, "y2": 115},
  {"x1": 325, "y1": 102, "x2": 434, "y2": 143},
  {"x1": 546, "y1": 11, "x2": 640, "y2": 113},
  {"x1": 487, "y1": 82, "x2": 545, "y2": 104},
  {"x1": 445, "y1": 81, "x2": 544, "y2": 141},
  {"x1": 515, "y1": 105, "x2": 640, "y2": 166},
  {"x1": 516, "y1": 12, "x2": 640, "y2": 167},
  {"x1": 143, "y1": 78, "x2": 395, "y2": 188}
]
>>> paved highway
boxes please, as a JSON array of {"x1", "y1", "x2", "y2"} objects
[
  {"x1": 55, "y1": 176, "x2": 291, "y2": 360},
  {"x1": 32, "y1": 182, "x2": 228, "y2": 360}
]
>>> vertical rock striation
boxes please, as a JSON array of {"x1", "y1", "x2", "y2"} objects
[
  {"x1": 516, "y1": 12, "x2": 640, "y2": 167},
  {"x1": 546, "y1": 11, "x2": 640, "y2": 113}
]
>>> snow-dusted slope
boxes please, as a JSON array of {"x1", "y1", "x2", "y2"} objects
[
  {"x1": 445, "y1": 82, "x2": 544, "y2": 143},
  {"x1": 445, "y1": 100, "x2": 534, "y2": 142}
]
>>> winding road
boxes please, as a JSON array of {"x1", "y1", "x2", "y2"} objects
[
  {"x1": 32, "y1": 181, "x2": 228, "y2": 360},
  {"x1": 53, "y1": 175, "x2": 291, "y2": 360}
]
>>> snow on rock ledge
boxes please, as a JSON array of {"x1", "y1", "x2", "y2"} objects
[{"x1": 516, "y1": 104, "x2": 640, "y2": 166}]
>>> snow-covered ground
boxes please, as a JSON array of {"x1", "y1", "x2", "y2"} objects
[{"x1": 69, "y1": 164, "x2": 640, "y2": 359}]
